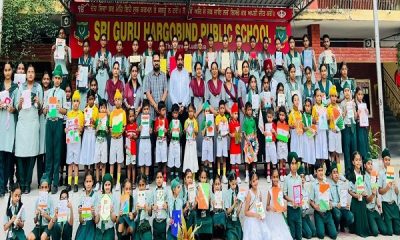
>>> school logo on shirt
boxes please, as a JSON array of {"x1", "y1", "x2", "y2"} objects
[
  {"x1": 275, "y1": 26, "x2": 288, "y2": 46},
  {"x1": 74, "y1": 22, "x2": 89, "y2": 46}
]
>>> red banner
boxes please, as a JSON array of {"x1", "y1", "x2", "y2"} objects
[{"x1": 70, "y1": 2, "x2": 291, "y2": 59}]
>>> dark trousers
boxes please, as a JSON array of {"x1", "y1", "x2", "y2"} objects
[
  {"x1": 287, "y1": 206, "x2": 302, "y2": 240},
  {"x1": 36, "y1": 154, "x2": 46, "y2": 186},
  {"x1": 382, "y1": 201, "x2": 400, "y2": 235},
  {"x1": 341, "y1": 126, "x2": 357, "y2": 174},
  {"x1": 45, "y1": 119, "x2": 63, "y2": 187},
  {"x1": 331, "y1": 207, "x2": 354, "y2": 230},
  {"x1": 17, "y1": 157, "x2": 35, "y2": 188},
  {"x1": 367, "y1": 208, "x2": 388, "y2": 236},
  {"x1": 314, "y1": 211, "x2": 338, "y2": 239},
  {"x1": 302, "y1": 214, "x2": 316, "y2": 239},
  {"x1": 0, "y1": 151, "x2": 13, "y2": 193}
]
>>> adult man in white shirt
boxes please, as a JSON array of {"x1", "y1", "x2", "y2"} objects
[{"x1": 169, "y1": 50, "x2": 190, "y2": 117}]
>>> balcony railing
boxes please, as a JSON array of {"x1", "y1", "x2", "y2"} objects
[{"x1": 318, "y1": 0, "x2": 399, "y2": 10}]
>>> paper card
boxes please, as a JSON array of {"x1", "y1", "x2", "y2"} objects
[
  {"x1": 197, "y1": 183, "x2": 210, "y2": 210},
  {"x1": 221, "y1": 52, "x2": 230, "y2": 70},
  {"x1": 129, "y1": 55, "x2": 141, "y2": 64},
  {"x1": 359, "y1": 103, "x2": 369, "y2": 127},
  {"x1": 356, "y1": 175, "x2": 365, "y2": 194},
  {"x1": 54, "y1": 38, "x2": 66, "y2": 60},
  {"x1": 100, "y1": 194, "x2": 112, "y2": 221},
  {"x1": 318, "y1": 108, "x2": 328, "y2": 130},
  {"x1": 111, "y1": 113, "x2": 124, "y2": 134},
  {"x1": 160, "y1": 58, "x2": 167, "y2": 73},
  {"x1": 48, "y1": 96, "x2": 58, "y2": 118},
  {"x1": 272, "y1": 187, "x2": 284, "y2": 212},
  {"x1": 171, "y1": 210, "x2": 182, "y2": 237},
  {"x1": 81, "y1": 197, "x2": 93, "y2": 221},
  {"x1": 57, "y1": 200, "x2": 68, "y2": 223},
  {"x1": 137, "y1": 191, "x2": 146, "y2": 208},
  {"x1": 22, "y1": 89, "x2": 32, "y2": 109},
  {"x1": 265, "y1": 123, "x2": 273, "y2": 142},
  {"x1": 293, "y1": 57, "x2": 302, "y2": 77},
  {"x1": 237, "y1": 60, "x2": 243, "y2": 76},
  {"x1": 84, "y1": 108, "x2": 93, "y2": 126},
  {"x1": 206, "y1": 114, "x2": 215, "y2": 137},
  {"x1": 303, "y1": 50, "x2": 312, "y2": 69},
  {"x1": 295, "y1": 117, "x2": 304, "y2": 135},
  {"x1": 77, "y1": 66, "x2": 88, "y2": 88},
  {"x1": 346, "y1": 102, "x2": 354, "y2": 119},
  {"x1": 324, "y1": 51, "x2": 333, "y2": 64},
  {"x1": 302, "y1": 193, "x2": 309, "y2": 210},
  {"x1": 144, "y1": 56, "x2": 153, "y2": 75},
  {"x1": 256, "y1": 201, "x2": 265, "y2": 219},
  {"x1": 156, "y1": 189, "x2": 164, "y2": 209},
  {"x1": 237, "y1": 188, "x2": 247, "y2": 203},
  {"x1": 250, "y1": 51, "x2": 257, "y2": 59},
  {"x1": 306, "y1": 125, "x2": 317, "y2": 138},
  {"x1": 115, "y1": 57, "x2": 122, "y2": 71},
  {"x1": 293, "y1": 185, "x2": 302, "y2": 205},
  {"x1": 186, "y1": 121, "x2": 194, "y2": 140},
  {"x1": 386, "y1": 166, "x2": 395, "y2": 183},
  {"x1": 184, "y1": 54, "x2": 192, "y2": 73},
  {"x1": 244, "y1": 139, "x2": 256, "y2": 164},
  {"x1": 340, "y1": 189, "x2": 348, "y2": 208},
  {"x1": 66, "y1": 118, "x2": 80, "y2": 144},
  {"x1": 38, "y1": 191, "x2": 49, "y2": 210},
  {"x1": 171, "y1": 119, "x2": 180, "y2": 138},
  {"x1": 120, "y1": 194, "x2": 130, "y2": 215},
  {"x1": 14, "y1": 74, "x2": 26, "y2": 86},
  {"x1": 0, "y1": 90, "x2": 9, "y2": 104},
  {"x1": 207, "y1": 52, "x2": 216, "y2": 69},
  {"x1": 276, "y1": 122, "x2": 289, "y2": 143},
  {"x1": 169, "y1": 56, "x2": 177, "y2": 72},
  {"x1": 371, "y1": 170, "x2": 378, "y2": 189},
  {"x1": 98, "y1": 113, "x2": 107, "y2": 131},
  {"x1": 275, "y1": 52, "x2": 283, "y2": 66},
  {"x1": 214, "y1": 191, "x2": 223, "y2": 209},
  {"x1": 219, "y1": 121, "x2": 229, "y2": 137},
  {"x1": 188, "y1": 184, "x2": 196, "y2": 203},
  {"x1": 251, "y1": 94, "x2": 260, "y2": 110},
  {"x1": 319, "y1": 183, "x2": 330, "y2": 212},
  {"x1": 262, "y1": 91, "x2": 271, "y2": 107},
  {"x1": 277, "y1": 93, "x2": 285, "y2": 107}
]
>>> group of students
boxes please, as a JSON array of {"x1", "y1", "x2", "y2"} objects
[{"x1": 4, "y1": 149, "x2": 400, "y2": 240}]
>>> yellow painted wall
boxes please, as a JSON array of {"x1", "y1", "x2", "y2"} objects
[{"x1": 298, "y1": 9, "x2": 400, "y2": 21}]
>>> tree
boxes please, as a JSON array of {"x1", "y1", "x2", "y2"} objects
[{"x1": 1, "y1": 0, "x2": 60, "y2": 61}]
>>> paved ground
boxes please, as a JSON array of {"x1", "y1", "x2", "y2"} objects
[{"x1": 1, "y1": 158, "x2": 399, "y2": 239}]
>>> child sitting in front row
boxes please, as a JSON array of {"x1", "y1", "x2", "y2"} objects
[
  {"x1": 298, "y1": 166, "x2": 316, "y2": 239},
  {"x1": 4, "y1": 184, "x2": 26, "y2": 240}
]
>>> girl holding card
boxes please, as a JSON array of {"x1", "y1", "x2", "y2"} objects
[
  {"x1": 167, "y1": 177, "x2": 183, "y2": 240},
  {"x1": 216, "y1": 34, "x2": 232, "y2": 80},
  {"x1": 276, "y1": 106, "x2": 289, "y2": 182},
  {"x1": 354, "y1": 87, "x2": 369, "y2": 161},
  {"x1": 43, "y1": 189, "x2": 74, "y2": 240},
  {"x1": 51, "y1": 27, "x2": 71, "y2": 90},
  {"x1": 76, "y1": 39, "x2": 94, "y2": 109},
  {"x1": 117, "y1": 179, "x2": 135, "y2": 240},
  {"x1": 212, "y1": 175, "x2": 226, "y2": 238},
  {"x1": 75, "y1": 172, "x2": 97, "y2": 240},
  {"x1": 285, "y1": 36, "x2": 302, "y2": 84},
  {"x1": 0, "y1": 62, "x2": 18, "y2": 196},
  {"x1": 232, "y1": 35, "x2": 249, "y2": 79},
  {"x1": 312, "y1": 88, "x2": 329, "y2": 171},
  {"x1": 195, "y1": 169, "x2": 213, "y2": 239},
  {"x1": 249, "y1": 36, "x2": 260, "y2": 87},
  {"x1": 93, "y1": 33, "x2": 112, "y2": 100},
  {"x1": 205, "y1": 33, "x2": 217, "y2": 82},
  {"x1": 15, "y1": 64, "x2": 43, "y2": 194},
  {"x1": 301, "y1": 34, "x2": 317, "y2": 84},
  {"x1": 288, "y1": 93, "x2": 303, "y2": 158},
  {"x1": 272, "y1": 38, "x2": 287, "y2": 85},
  {"x1": 4, "y1": 183, "x2": 25, "y2": 240},
  {"x1": 237, "y1": 60, "x2": 251, "y2": 120},
  {"x1": 112, "y1": 39, "x2": 129, "y2": 82},
  {"x1": 94, "y1": 173, "x2": 118, "y2": 239},
  {"x1": 285, "y1": 64, "x2": 303, "y2": 111},
  {"x1": 303, "y1": 67, "x2": 316, "y2": 104},
  {"x1": 152, "y1": 171, "x2": 168, "y2": 240},
  {"x1": 183, "y1": 104, "x2": 199, "y2": 175},
  {"x1": 266, "y1": 169, "x2": 292, "y2": 240},
  {"x1": 128, "y1": 38, "x2": 144, "y2": 85},
  {"x1": 302, "y1": 98, "x2": 316, "y2": 180},
  {"x1": 224, "y1": 171, "x2": 243, "y2": 240},
  {"x1": 190, "y1": 62, "x2": 205, "y2": 157},
  {"x1": 243, "y1": 171, "x2": 271, "y2": 240},
  {"x1": 192, "y1": 37, "x2": 206, "y2": 76},
  {"x1": 134, "y1": 174, "x2": 153, "y2": 240},
  {"x1": 298, "y1": 166, "x2": 317, "y2": 239},
  {"x1": 124, "y1": 64, "x2": 143, "y2": 112},
  {"x1": 317, "y1": 64, "x2": 333, "y2": 106},
  {"x1": 182, "y1": 169, "x2": 197, "y2": 229},
  {"x1": 346, "y1": 152, "x2": 370, "y2": 237}
]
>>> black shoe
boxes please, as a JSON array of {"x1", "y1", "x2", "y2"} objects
[
  {"x1": 23, "y1": 186, "x2": 29, "y2": 194},
  {"x1": 73, "y1": 184, "x2": 78, "y2": 193},
  {"x1": 26, "y1": 186, "x2": 31, "y2": 194},
  {"x1": 65, "y1": 185, "x2": 72, "y2": 192},
  {"x1": 51, "y1": 185, "x2": 58, "y2": 194},
  {"x1": 59, "y1": 176, "x2": 64, "y2": 186}
]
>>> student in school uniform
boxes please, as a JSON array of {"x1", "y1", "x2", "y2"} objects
[
  {"x1": 297, "y1": 166, "x2": 316, "y2": 239},
  {"x1": 167, "y1": 35, "x2": 179, "y2": 76},
  {"x1": 192, "y1": 37, "x2": 206, "y2": 76},
  {"x1": 378, "y1": 148, "x2": 400, "y2": 236},
  {"x1": 111, "y1": 39, "x2": 129, "y2": 83},
  {"x1": 0, "y1": 63, "x2": 17, "y2": 196},
  {"x1": 312, "y1": 88, "x2": 329, "y2": 171},
  {"x1": 138, "y1": 99, "x2": 153, "y2": 190},
  {"x1": 285, "y1": 36, "x2": 302, "y2": 84},
  {"x1": 327, "y1": 162, "x2": 354, "y2": 232},
  {"x1": 127, "y1": 38, "x2": 144, "y2": 85},
  {"x1": 248, "y1": 36, "x2": 261, "y2": 88},
  {"x1": 347, "y1": 151, "x2": 370, "y2": 237},
  {"x1": 142, "y1": 34, "x2": 155, "y2": 78},
  {"x1": 231, "y1": 35, "x2": 249, "y2": 80},
  {"x1": 288, "y1": 93, "x2": 303, "y2": 160},
  {"x1": 201, "y1": 102, "x2": 214, "y2": 180},
  {"x1": 134, "y1": 175, "x2": 153, "y2": 240},
  {"x1": 76, "y1": 39, "x2": 94, "y2": 109},
  {"x1": 51, "y1": 27, "x2": 71, "y2": 90},
  {"x1": 43, "y1": 65, "x2": 68, "y2": 194},
  {"x1": 326, "y1": 85, "x2": 342, "y2": 171},
  {"x1": 168, "y1": 104, "x2": 182, "y2": 181},
  {"x1": 3, "y1": 184, "x2": 26, "y2": 240},
  {"x1": 301, "y1": 34, "x2": 318, "y2": 84},
  {"x1": 152, "y1": 171, "x2": 168, "y2": 240},
  {"x1": 310, "y1": 162, "x2": 338, "y2": 239},
  {"x1": 364, "y1": 152, "x2": 388, "y2": 236},
  {"x1": 318, "y1": 34, "x2": 337, "y2": 81},
  {"x1": 93, "y1": 34, "x2": 112, "y2": 99},
  {"x1": 93, "y1": 99, "x2": 108, "y2": 191},
  {"x1": 224, "y1": 171, "x2": 243, "y2": 240},
  {"x1": 216, "y1": 34, "x2": 232, "y2": 81},
  {"x1": 116, "y1": 180, "x2": 135, "y2": 240},
  {"x1": 272, "y1": 38, "x2": 287, "y2": 85},
  {"x1": 354, "y1": 87, "x2": 369, "y2": 161},
  {"x1": 205, "y1": 33, "x2": 217, "y2": 82},
  {"x1": 303, "y1": 67, "x2": 315, "y2": 104},
  {"x1": 182, "y1": 169, "x2": 197, "y2": 230},
  {"x1": 167, "y1": 177, "x2": 183, "y2": 240},
  {"x1": 215, "y1": 100, "x2": 229, "y2": 184},
  {"x1": 229, "y1": 103, "x2": 242, "y2": 183},
  {"x1": 154, "y1": 101, "x2": 169, "y2": 184},
  {"x1": 262, "y1": 108, "x2": 277, "y2": 183},
  {"x1": 195, "y1": 169, "x2": 213, "y2": 239},
  {"x1": 317, "y1": 64, "x2": 333, "y2": 106},
  {"x1": 302, "y1": 98, "x2": 316, "y2": 180},
  {"x1": 15, "y1": 64, "x2": 42, "y2": 194},
  {"x1": 283, "y1": 152, "x2": 303, "y2": 240}
]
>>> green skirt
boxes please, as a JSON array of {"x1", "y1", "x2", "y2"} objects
[
  {"x1": 95, "y1": 227, "x2": 115, "y2": 240},
  {"x1": 213, "y1": 211, "x2": 227, "y2": 229},
  {"x1": 226, "y1": 217, "x2": 243, "y2": 240},
  {"x1": 185, "y1": 209, "x2": 197, "y2": 229},
  {"x1": 6, "y1": 227, "x2": 26, "y2": 240},
  {"x1": 52, "y1": 222, "x2": 73, "y2": 240},
  {"x1": 350, "y1": 197, "x2": 370, "y2": 237},
  {"x1": 75, "y1": 220, "x2": 96, "y2": 240},
  {"x1": 135, "y1": 220, "x2": 152, "y2": 240},
  {"x1": 153, "y1": 218, "x2": 167, "y2": 240},
  {"x1": 119, "y1": 215, "x2": 136, "y2": 230},
  {"x1": 196, "y1": 211, "x2": 213, "y2": 235}
]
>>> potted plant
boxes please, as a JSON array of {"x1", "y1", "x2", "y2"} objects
[
  {"x1": 369, "y1": 128, "x2": 380, "y2": 160},
  {"x1": 177, "y1": 216, "x2": 200, "y2": 240}
]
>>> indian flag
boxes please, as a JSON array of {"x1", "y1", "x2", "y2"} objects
[
  {"x1": 112, "y1": 113, "x2": 123, "y2": 134},
  {"x1": 197, "y1": 183, "x2": 210, "y2": 210},
  {"x1": 276, "y1": 122, "x2": 289, "y2": 143}
]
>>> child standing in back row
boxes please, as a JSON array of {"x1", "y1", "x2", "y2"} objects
[{"x1": 109, "y1": 89, "x2": 126, "y2": 191}]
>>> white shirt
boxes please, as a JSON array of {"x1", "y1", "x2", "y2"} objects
[{"x1": 169, "y1": 68, "x2": 190, "y2": 107}]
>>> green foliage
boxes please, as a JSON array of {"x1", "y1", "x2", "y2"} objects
[
  {"x1": 1, "y1": 0, "x2": 59, "y2": 61},
  {"x1": 368, "y1": 128, "x2": 380, "y2": 159}
]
